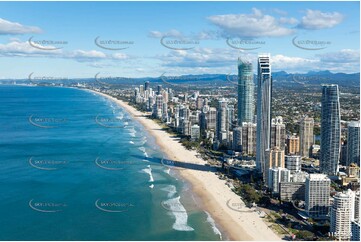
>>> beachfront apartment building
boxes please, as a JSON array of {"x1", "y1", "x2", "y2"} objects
[
  {"x1": 330, "y1": 190, "x2": 355, "y2": 240},
  {"x1": 305, "y1": 174, "x2": 331, "y2": 219},
  {"x1": 216, "y1": 99, "x2": 230, "y2": 146}
]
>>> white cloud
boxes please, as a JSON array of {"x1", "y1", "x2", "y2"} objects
[
  {"x1": 272, "y1": 54, "x2": 318, "y2": 72},
  {"x1": 0, "y1": 18, "x2": 42, "y2": 35},
  {"x1": 279, "y1": 17, "x2": 298, "y2": 25},
  {"x1": 148, "y1": 29, "x2": 183, "y2": 38},
  {"x1": 297, "y1": 9, "x2": 343, "y2": 30},
  {"x1": 155, "y1": 47, "x2": 254, "y2": 68},
  {"x1": 68, "y1": 50, "x2": 107, "y2": 59},
  {"x1": 317, "y1": 49, "x2": 360, "y2": 63},
  {"x1": 0, "y1": 40, "x2": 60, "y2": 56},
  {"x1": 207, "y1": 8, "x2": 295, "y2": 38},
  {"x1": 112, "y1": 52, "x2": 129, "y2": 60},
  {"x1": 272, "y1": 8, "x2": 288, "y2": 16},
  {"x1": 0, "y1": 40, "x2": 131, "y2": 63}
]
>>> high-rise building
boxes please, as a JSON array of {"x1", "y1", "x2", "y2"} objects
[
  {"x1": 237, "y1": 58, "x2": 254, "y2": 125},
  {"x1": 351, "y1": 220, "x2": 360, "y2": 241},
  {"x1": 270, "y1": 116, "x2": 286, "y2": 150},
  {"x1": 285, "y1": 155, "x2": 301, "y2": 173},
  {"x1": 268, "y1": 167, "x2": 290, "y2": 193},
  {"x1": 291, "y1": 171, "x2": 308, "y2": 183},
  {"x1": 305, "y1": 174, "x2": 331, "y2": 219},
  {"x1": 216, "y1": 99, "x2": 229, "y2": 146},
  {"x1": 228, "y1": 104, "x2": 235, "y2": 129},
  {"x1": 355, "y1": 191, "x2": 360, "y2": 221},
  {"x1": 232, "y1": 127, "x2": 242, "y2": 152},
  {"x1": 139, "y1": 85, "x2": 144, "y2": 97},
  {"x1": 256, "y1": 54, "x2": 272, "y2": 173},
  {"x1": 191, "y1": 125, "x2": 200, "y2": 141},
  {"x1": 153, "y1": 95, "x2": 163, "y2": 119},
  {"x1": 264, "y1": 147, "x2": 284, "y2": 183},
  {"x1": 162, "y1": 102, "x2": 168, "y2": 122},
  {"x1": 300, "y1": 117, "x2": 314, "y2": 157},
  {"x1": 286, "y1": 134, "x2": 300, "y2": 155},
  {"x1": 320, "y1": 85, "x2": 341, "y2": 175},
  {"x1": 182, "y1": 120, "x2": 190, "y2": 136},
  {"x1": 196, "y1": 97, "x2": 204, "y2": 110},
  {"x1": 330, "y1": 190, "x2": 355, "y2": 240},
  {"x1": 279, "y1": 182, "x2": 305, "y2": 202},
  {"x1": 144, "y1": 81, "x2": 150, "y2": 91},
  {"x1": 208, "y1": 107, "x2": 217, "y2": 130},
  {"x1": 242, "y1": 122, "x2": 257, "y2": 156},
  {"x1": 157, "y1": 85, "x2": 163, "y2": 95},
  {"x1": 347, "y1": 121, "x2": 360, "y2": 166}
]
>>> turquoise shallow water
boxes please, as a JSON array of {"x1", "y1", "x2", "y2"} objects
[{"x1": 0, "y1": 85, "x2": 221, "y2": 241}]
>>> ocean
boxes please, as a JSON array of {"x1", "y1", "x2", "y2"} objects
[{"x1": 0, "y1": 85, "x2": 221, "y2": 241}]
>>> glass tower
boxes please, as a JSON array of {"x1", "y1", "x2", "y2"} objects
[
  {"x1": 320, "y1": 84, "x2": 341, "y2": 175},
  {"x1": 256, "y1": 54, "x2": 272, "y2": 173},
  {"x1": 237, "y1": 58, "x2": 254, "y2": 125},
  {"x1": 347, "y1": 121, "x2": 360, "y2": 166}
]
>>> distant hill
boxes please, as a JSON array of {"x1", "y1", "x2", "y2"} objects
[{"x1": 1, "y1": 70, "x2": 359, "y2": 88}]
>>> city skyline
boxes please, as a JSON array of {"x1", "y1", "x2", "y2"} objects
[{"x1": 0, "y1": 1, "x2": 360, "y2": 241}]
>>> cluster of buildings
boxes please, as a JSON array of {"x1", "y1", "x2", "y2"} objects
[{"x1": 132, "y1": 54, "x2": 360, "y2": 240}]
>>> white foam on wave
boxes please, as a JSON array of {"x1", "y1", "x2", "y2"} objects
[
  {"x1": 138, "y1": 147, "x2": 148, "y2": 158},
  {"x1": 164, "y1": 168, "x2": 170, "y2": 174},
  {"x1": 163, "y1": 196, "x2": 194, "y2": 232},
  {"x1": 141, "y1": 165, "x2": 154, "y2": 182},
  {"x1": 116, "y1": 113, "x2": 124, "y2": 120},
  {"x1": 129, "y1": 141, "x2": 134, "y2": 144},
  {"x1": 205, "y1": 211, "x2": 222, "y2": 240},
  {"x1": 161, "y1": 185, "x2": 177, "y2": 198}
]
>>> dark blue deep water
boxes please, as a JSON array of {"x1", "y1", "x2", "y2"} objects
[{"x1": 0, "y1": 85, "x2": 221, "y2": 241}]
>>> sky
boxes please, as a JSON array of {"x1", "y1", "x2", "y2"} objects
[{"x1": 0, "y1": 1, "x2": 359, "y2": 79}]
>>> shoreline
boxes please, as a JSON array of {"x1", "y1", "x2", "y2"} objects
[{"x1": 89, "y1": 89, "x2": 282, "y2": 241}]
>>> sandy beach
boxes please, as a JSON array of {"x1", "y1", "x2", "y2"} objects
[{"x1": 90, "y1": 89, "x2": 282, "y2": 241}]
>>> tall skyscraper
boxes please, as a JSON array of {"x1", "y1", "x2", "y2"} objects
[
  {"x1": 144, "y1": 81, "x2": 150, "y2": 91},
  {"x1": 347, "y1": 121, "x2": 360, "y2": 166},
  {"x1": 270, "y1": 116, "x2": 286, "y2": 150},
  {"x1": 300, "y1": 117, "x2": 314, "y2": 157},
  {"x1": 256, "y1": 54, "x2": 272, "y2": 173},
  {"x1": 330, "y1": 190, "x2": 355, "y2": 240},
  {"x1": 320, "y1": 85, "x2": 341, "y2": 175},
  {"x1": 216, "y1": 99, "x2": 229, "y2": 146},
  {"x1": 237, "y1": 58, "x2": 254, "y2": 125},
  {"x1": 305, "y1": 174, "x2": 331, "y2": 219}
]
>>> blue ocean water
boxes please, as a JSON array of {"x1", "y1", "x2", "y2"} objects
[{"x1": 0, "y1": 85, "x2": 221, "y2": 241}]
